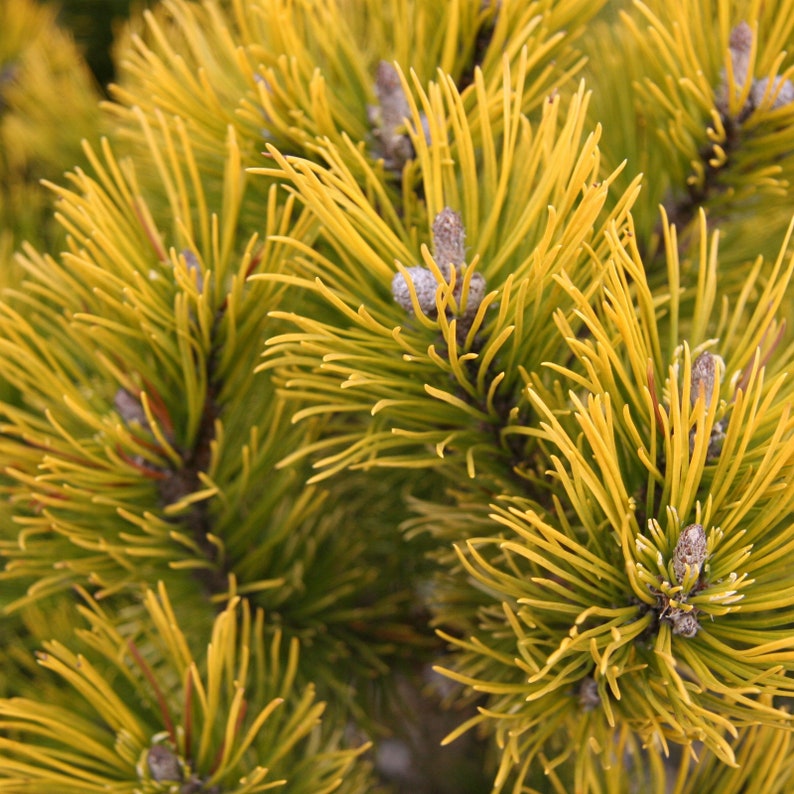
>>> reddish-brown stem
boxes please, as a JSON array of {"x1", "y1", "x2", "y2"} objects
[
  {"x1": 140, "y1": 379, "x2": 176, "y2": 440},
  {"x1": 209, "y1": 699, "x2": 248, "y2": 773},
  {"x1": 183, "y1": 669, "x2": 194, "y2": 760},
  {"x1": 134, "y1": 198, "x2": 169, "y2": 262},
  {"x1": 128, "y1": 639, "x2": 177, "y2": 746},
  {"x1": 115, "y1": 445, "x2": 169, "y2": 480}
]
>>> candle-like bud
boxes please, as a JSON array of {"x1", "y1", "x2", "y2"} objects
[
  {"x1": 673, "y1": 523, "x2": 707, "y2": 587},
  {"x1": 432, "y1": 207, "x2": 466, "y2": 279},
  {"x1": 690, "y1": 352, "x2": 717, "y2": 408}
]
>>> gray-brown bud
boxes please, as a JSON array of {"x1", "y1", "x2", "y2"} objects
[
  {"x1": 391, "y1": 266, "x2": 438, "y2": 315},
  {"x1": 115, "y1": 388, "x2": 148, "y2": 427},
  {"x1": 374, "y1": 61, "x2": 409, "y2": 128},
  {"x1": 460, "y1": 272, "x2": 487, "y2": 321},
  {"x1": 751, "y1": 74, "x2": 794, "y2": 109},
  {"x1": 690, "y1": 352, "x2": 717, "y2": 408},
  {"x1": 393, "y1": 210, "x2": 487, "y2": 343},
  {"x1": 432, "y1": 207, "x2": 466, "y2": 278},
  {"x1": 673, "y1": 523, "x2": 708, "y2": 587},
  {"x1": 718, "y1": 22, "x2": 794, "y2": 117},
  {"x1": 669, "y1": 608, "x2": 700, "y2": 638},
  {"x1": 147, "y1": 745, "x2": 182, "y2": 782},
  {"x1": 370, "y1": 61, "x2": 414, "y2": 170},
  {"x1": 728, "y1": 21, "x2": 753, "y2": 91},
  {"x1": 578, "y1": 677, "x2": 600, "y2": 711}
]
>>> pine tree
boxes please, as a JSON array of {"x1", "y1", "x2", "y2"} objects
[{"x1": 1, "y1": 1, "x2": 794, "y2": 792}]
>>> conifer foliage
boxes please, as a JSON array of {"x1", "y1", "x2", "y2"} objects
[{"x1": 1, "y1": 1, "x2": 794, "y2": 792}]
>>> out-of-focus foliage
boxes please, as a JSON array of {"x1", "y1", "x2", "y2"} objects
[
  {"x1": 0, "y1": 0, "x2": 101, "y2": 265},
  {"x1": 57, "y1": 0, "x2": 137, "y2": 87}
]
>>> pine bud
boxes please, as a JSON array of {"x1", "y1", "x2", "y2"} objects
[
  {"x1": 461, "y1": 272, "x2": 487, "y2": 320},
  {"x1": 751, "y1": 74, "x2": 794, "y2": 109},
  {"x1": 669, "y1": 608, "x2": 700, "y2": 638},
  {"x1": 719, "y1": 22, "x2": 794, "y2": 116},
  {"x1": 147, "y1": 745, "x2": 182, "y2": 782},
  {"x1": 727, "y1": 21, "x2": 753, "y2": 92},
  {"x1": 391, "y1": 266, "x2": 438, "y2": 315},
  {"x1": 115, "y1": 388, "x2": 150, "y2": 429},
  {"x1": 690, "y1": 352, "x2": 717, "y2": 408},
  {"x1": 689, "y1": 352, "x2": 726, "y2": 460},
  {"x1": 716, "y1": 22, "x2": 752, "y2": 117},
  {"x1": 672, "y1": 523, "x2": 707, "y2": 587},
  {"x1": 180, "y1": 249, "x2": 204, "y2": 291},
  {"x1": 578, "y1": 677, "x2": 600, "y2": 711},
  {"x1": 392, "y1": 210, "x2": 487, "y2": 342},
  {"x1": 374, "y1": 61, "x2": 409, "y2": 128},
  {"x1": 432, "y1": 207, "x2": 466, "y2": 278},
  {"x1": 370, "y1": 61, "x2": 414, "y2": 170}
]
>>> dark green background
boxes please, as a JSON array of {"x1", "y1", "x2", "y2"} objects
[{"x1": 56, "y1": 0, "x2": 140, "y2": 88}]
